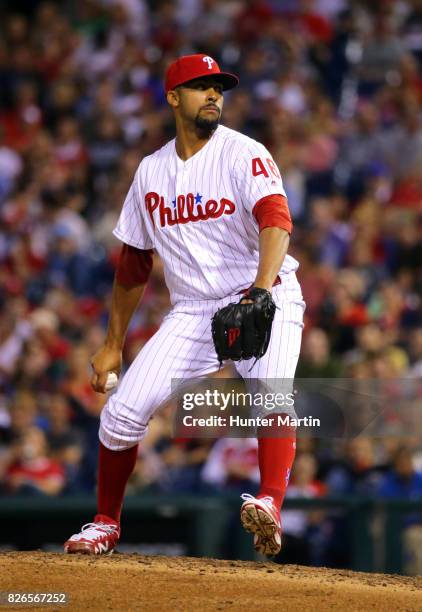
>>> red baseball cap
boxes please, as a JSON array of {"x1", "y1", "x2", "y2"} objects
[{"x1": 165, "y1": 54, "x2": 239, "y2": 93}]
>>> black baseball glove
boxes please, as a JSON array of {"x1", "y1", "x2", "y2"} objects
[{"x1": 211, "y1": 287, "x2": 276, "y2": 366}]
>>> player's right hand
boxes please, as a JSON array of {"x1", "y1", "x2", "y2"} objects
[{"x1": 90, "y1": 345, "x2": 122, "y2": 394}]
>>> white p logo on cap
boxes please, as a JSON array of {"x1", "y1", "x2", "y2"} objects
[{"x1": 203, "y1": 56, "x2": 214, "y2": 70}]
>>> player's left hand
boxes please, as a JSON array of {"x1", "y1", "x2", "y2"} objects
[{"x1": 211, "y1": 287, "x2": 276, "y2": 365}]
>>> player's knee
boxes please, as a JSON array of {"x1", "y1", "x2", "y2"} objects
[{"x1": 99, "y1": 398, "x2": 149, "y2": 450}]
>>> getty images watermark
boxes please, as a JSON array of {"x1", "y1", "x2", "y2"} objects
[
  {"x1": 171, "y1": 378, "x2": 422, "y2": 438},
  {"x1": 171, "y1": 378, "x2": 325, "y2": 438},
  {"x1": 181, "y1": 389, "x2": 319, "y2": 429}
]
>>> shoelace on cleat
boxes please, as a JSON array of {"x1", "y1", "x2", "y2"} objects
[
  {"x1": 241, "y1": 493, "x2": 275, "y2": 508},
  {"x1": 74, "y1": 522, "x2": 118, "y2": 541}
]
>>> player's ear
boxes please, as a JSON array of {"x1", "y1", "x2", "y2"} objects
[{"x1": 167, "y1": 90, "x2": 180, "y2": 109}]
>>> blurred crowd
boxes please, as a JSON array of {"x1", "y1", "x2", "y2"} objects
[{"x1": 0, "y1": 0, "x2": 422, "y2": 564}]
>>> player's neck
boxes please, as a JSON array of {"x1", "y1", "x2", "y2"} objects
[{"x1": 175, "y1": 122, "x2": 217, "y2": 161}]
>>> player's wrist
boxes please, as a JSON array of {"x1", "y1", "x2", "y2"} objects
[
  {"x1": 104, "y1": 338, "x2": 124, "y2": 351},
  {"x1": 252, "y1": 279, "x2": 273, "y2": 292}
]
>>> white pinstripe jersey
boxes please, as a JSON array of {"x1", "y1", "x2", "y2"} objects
[{"x1": 114, "y1": 124, "x2": 299, "y2": 304}]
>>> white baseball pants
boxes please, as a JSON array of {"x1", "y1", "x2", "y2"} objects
[{"x1": 99, "y1": 272, "x2": 306, "y2": 450}]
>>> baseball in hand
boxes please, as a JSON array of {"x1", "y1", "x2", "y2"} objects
[{"x1": 105, "y1": 372, "x2": 119, "y2": 391}]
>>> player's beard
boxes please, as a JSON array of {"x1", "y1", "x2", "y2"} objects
[{"x1": 194, "y1": 111, "x2": 220, "y2": 136}]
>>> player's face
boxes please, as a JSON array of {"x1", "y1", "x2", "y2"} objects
[{"x1": 169, "y1": 77, "x2": 224, "y2": 131}]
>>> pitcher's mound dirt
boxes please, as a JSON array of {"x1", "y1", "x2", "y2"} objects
[{"x1": 0, "y1": 552, "x2": 421, "y2": 611}]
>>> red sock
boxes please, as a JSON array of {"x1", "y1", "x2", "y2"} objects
[
  {"x1": 96, "y1": 442, "x2": 138, "y2": 525},
  {"x1": 257, "y1": 432, "x2": 296, "y2": 512}
]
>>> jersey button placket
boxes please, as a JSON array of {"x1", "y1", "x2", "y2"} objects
[
  {"x1": 179, "y1": 162, "x2": 189, "y2": 203},
  {"x1": 174, "y1": 158, "x2": 183, "y2": 209}
]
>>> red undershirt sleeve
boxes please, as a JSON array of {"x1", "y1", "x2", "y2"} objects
[
  {"x1": 252, "y1": 194, "x2": 293, "y2": 234},
  {"x1": 115, "y1": 244, "x2": 154, "y2": 287}
]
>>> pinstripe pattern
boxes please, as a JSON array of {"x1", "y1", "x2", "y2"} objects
[
  {"x1": 112, "y1": 125, "x2": 299, "y2": 305},
  {"x1": 99, "y1": 272, "x2": 305, "y2": 450}
]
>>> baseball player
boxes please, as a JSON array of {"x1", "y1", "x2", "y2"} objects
[{"x1": 64, "y1": 54, "x2": 305, "y2": 557}]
